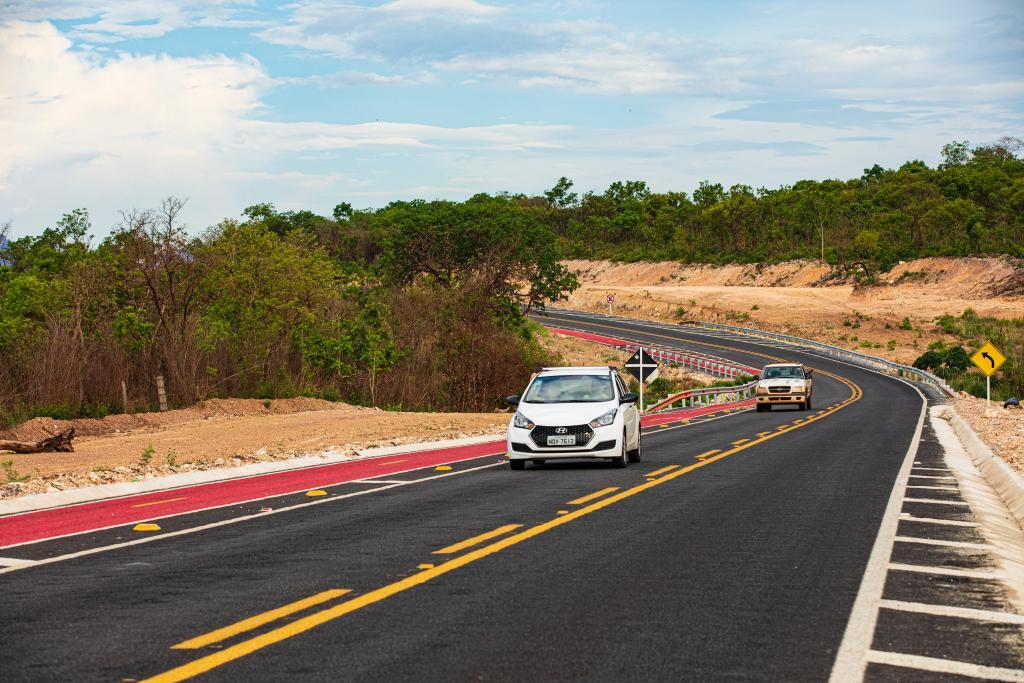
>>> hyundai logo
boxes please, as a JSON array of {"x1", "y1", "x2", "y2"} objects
[{"x1": 555, "y1": 427, "x2": 568, "y2": 434}]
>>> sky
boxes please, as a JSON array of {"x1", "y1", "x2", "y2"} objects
[{"x1": 0, "y1": 0, "x2": 1022, "y2": 238}]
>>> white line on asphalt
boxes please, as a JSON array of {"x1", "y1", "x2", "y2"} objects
[
  {"x1": 905, "y1": 485, "x2": 960, "y2": 491},
  {"x1": 911, "y1": 467, "x2": 951, "y2": 472},
  {"x1": 888, "y1": 562, "x2": 996, "y2": 580},
  {"x1": 879, "y1": 599, "x2": 1024, "y2": 624},
  {"x1": 866, "y1": 650, "x2": 1024, "y2": 682},
  {"x1": 0, "y1": 462, "x2": 505, "y2": 574},
  {"x1": 352, "y1": 479, "x2": 413, "y2": 485},
  {"x1": 0, "y1": 454, "x2": 505, "y2": 551},
  {"x1": 0, "y1": 556, "x2": 38, "y2": 567},
  {"x1": 898, "y1": 513, "x2": 977, "y2": 527},
  {"x1": 903, "y1": 497, "x2": 970, "y2": 506},
  {"x1": 829, "y1": 378, "x2": 927, "y2": 683},
  {"x1": 908, "y1": 475, "x2": 956, "y2": 480},
  {"x1": 893, "y1": 536, "x2": 992, "y2": 550}
]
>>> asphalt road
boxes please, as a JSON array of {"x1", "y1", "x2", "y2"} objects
[{"x1": 2, "y1": 310, "x2": 1002, "y2": 681}]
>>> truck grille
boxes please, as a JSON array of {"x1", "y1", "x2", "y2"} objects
[
  {"x1": 768, "y1": 386, "x2": 790, "y2": 393},
  {"x1": 531, "y1": 424, "x2": 594, "y2": 448}
]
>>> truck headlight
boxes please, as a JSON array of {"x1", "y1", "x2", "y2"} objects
[
  {"x1": 756, "y1": 385, "x2": 768, "y2": 394},
  {"x1": 589, "y1": 408, "x2": 618, "y2": 429},
  {"x1": 513, "y1": 413, "x2": 535, "y2": 429}
]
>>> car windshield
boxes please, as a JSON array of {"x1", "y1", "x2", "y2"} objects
[
  {"x1": 761, "y1": 366, "x2": 805, "y2": 379},
  {"x1": 523, "y1": 374, "x2": 615, "y2": 403}
]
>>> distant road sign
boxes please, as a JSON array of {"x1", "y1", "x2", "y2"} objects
[
  {"x1": 971, "y1": 342, "x2": 1006, "y2": 377},
  {"x1": 624, "y1": 348, "x2": 659, "y2": 383},
  {"x1": 607, "y1": 294, "x2": 615, "y2": 303}
]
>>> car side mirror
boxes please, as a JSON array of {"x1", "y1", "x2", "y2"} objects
[
  {"x1": 505, "y1": 395, "x2": 520, "y2": 406},
  {"x1": 620, "y1": 392, "x2": 639, "y2": 404}
]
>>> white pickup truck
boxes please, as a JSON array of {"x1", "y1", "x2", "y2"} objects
[{"x1": 755, "y1": 363, "x2": 813, "y2": 412}]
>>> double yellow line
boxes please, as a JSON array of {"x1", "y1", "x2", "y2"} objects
[{"x1": 143, "y1": 327, "x2": 862, "y2": 683}]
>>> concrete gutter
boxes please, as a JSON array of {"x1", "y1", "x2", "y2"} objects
[
  {"x1": 0, "y1": 433, "x2": 503, "y2": 517},
  {"x1": 936, "y1": 404, "x2": 1024, "y2": 531}
]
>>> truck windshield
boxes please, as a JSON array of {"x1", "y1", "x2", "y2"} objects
[
  {"x1": 523, "y1": 375, "x2": 615, "y2": 403},
  {"x1": 761, "y1": 366, "x2": 805, "y2": 379}
]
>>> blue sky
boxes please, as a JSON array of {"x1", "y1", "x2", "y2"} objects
[{"x1": 1, "y1": 0, "x2": 1021, "y2": 237}]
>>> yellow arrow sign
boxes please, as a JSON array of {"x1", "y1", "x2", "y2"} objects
[{"x1": 970, "y1": 342, "x2": 1006, "y2": 377}]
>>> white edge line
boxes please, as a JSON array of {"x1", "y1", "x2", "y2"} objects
[
  {"x1": 866, "y1": 650, "x2": 1024, "y2": 682},
  {"x1": 0, "y1": 451, "x2": 505, "y2": 552},
  {"x1": 828, "y1": 376, "x2": 926, "y2": 682},
  {"x1": 898, "y1": 515, "x2": 977, "y2": 527},
  {"x1": 0, "y1": 462, "x2": 505, "y2": 575},
  {"x1": 879, "y1": 599, "x2": 1024, "y2": 624},
  {"x1": 903, "y1": 497, "x2": 970, "y2": 506}
]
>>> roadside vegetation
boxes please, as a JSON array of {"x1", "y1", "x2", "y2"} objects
[
  {"x1": 913, "y1": 309, "x2": 1023, "y2": 401},
  {"x1": 2, "y1": 136, "x2": 1022, "y2": 425}
]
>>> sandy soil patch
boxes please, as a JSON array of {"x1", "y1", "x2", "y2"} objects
[
  {"x1": 955, "y1": 395, "x2": 1024, "y2": 476},
  {"x1": 564, "y1": 257, "x2": 1024, "y2": 364},
  {"x1": 0, "y1": 399, "x2": 508, "y2": 499}
]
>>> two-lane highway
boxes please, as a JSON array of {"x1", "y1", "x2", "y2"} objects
[{"x1": 4, "y1": 309, "x2": 1007, "y2": 681}]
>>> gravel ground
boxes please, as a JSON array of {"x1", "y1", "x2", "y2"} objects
[{"x1": 955, "y1": 394, "x2": 1024, "y2": 475}]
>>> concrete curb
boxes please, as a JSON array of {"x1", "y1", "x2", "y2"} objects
[
  {"x1": 0, "y1": 433, "x2": 504, "y2": 517},
  {"x1": 937, "y1": 404, "x2": 1024, "y2": 531}
]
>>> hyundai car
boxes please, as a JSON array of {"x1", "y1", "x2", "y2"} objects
[{"x1": 505, "y1": 366, "x2": 641, "y2": 470}]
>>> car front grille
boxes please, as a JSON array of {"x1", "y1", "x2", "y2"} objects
[
  {"x1": 768, "y1": 386, "x2": 791, "y2": 393},
  {"x1": 530, "y1": 424, "x2": 594, "y2": 448}
]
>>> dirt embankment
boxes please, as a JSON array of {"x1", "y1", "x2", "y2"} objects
[{"x1": 563, "y1": 257, "x2": 1024, "y2": 364}]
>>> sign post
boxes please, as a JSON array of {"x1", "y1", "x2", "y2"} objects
[
  {"x1": 970, "y1": 341, "x2": 1006, "y2": 413},
  {"x1": 607, "y1": 293, "x2": 615, "y2": 316},
  {"x1": 624, "y1": 347, "x2": 659, "y2": 413}
]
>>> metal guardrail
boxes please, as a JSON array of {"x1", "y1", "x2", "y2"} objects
[
  {"x1": 680, "y1": 321, "x2": 957, "y2": 398},
  {"x1": 647, "y1": 381, "x2": 758, "y2": 413}
]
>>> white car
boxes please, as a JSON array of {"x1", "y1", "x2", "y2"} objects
[
  {"x1": 505, "y1": 366, "x2": 642, "y2": 470},
  {"x1": 755, "y1": 363, "x2": 814, "y2": 412}
]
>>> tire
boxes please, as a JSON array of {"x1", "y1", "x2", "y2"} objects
[
  {"x1": 756, "y1": 404, "x2": 766, "y2": 413},
  {"x1": 805, "y1": 395, "x2": 812, "y2": 410},
  {"x1": 799, "y1": 400, "x2": 808, "y2": 411},
  {"x1": 627, "y1": 431, "x2": 642, "y2": 463},
  {"x1": 510, "y1": 459, "x2": 525, "y2": 471},
  {"x1": 532, "y1": 459, "x2": 546, "y2": 465},
  {"x1": 613, "y1": 431, "x2": 629, "y2": 468}
]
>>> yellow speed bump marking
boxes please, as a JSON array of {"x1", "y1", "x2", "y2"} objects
[
  {"x1": 131, "y1": 497, "x2": 187, "y2": 509},
  {"x1": 567, "y1": 487, "x2": 620, "y2": 506},
  {"x1": 433, "y1": 524, "x2": 523, "y2": 555},
  {"x1": 434, "y1": 465, "x2": 452, "y2": 471},
  {"x1": 695, "y1": 449, "x2": 721, "y2": 460},
  {"x1": 133, "y1": 523, "x2": 161, "y2": 532},
  {"x1": 305, "y1": 490, "x2": 327, "y2": 497},
  {"x1": 645, "y1": 465, "x2": 679, "y2": 479},
  {"x1": 145, "y1": 327, "x2": 863, "y2": 683},
  {"x1": 173, "y1": 589, "x2": 350, "y2": 650}
]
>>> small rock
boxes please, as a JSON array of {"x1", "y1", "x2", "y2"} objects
[{"x1": 214, "y1": 458, "x2": 226, "y2": 466}]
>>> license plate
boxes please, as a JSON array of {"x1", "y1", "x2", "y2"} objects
[{"x1": 547, "y1": 435, "x2": 576, "y2": 446}]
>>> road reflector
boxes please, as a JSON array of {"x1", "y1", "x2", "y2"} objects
[
  {"x1": 306, "y1": 490, "x2": 327, "y2": 497},
  {"x1": 435, "y1": 465, "x2": 452, "y2": 471},
  {"x1": 556, "y1": 510, "x2": 569, "y2": 515},
  {"x1": 133, "y1": 523, "x2": 161, "y2": 532},
  {"x1": 971, "y1": 342, "x2": 1006, "y2": 377}
]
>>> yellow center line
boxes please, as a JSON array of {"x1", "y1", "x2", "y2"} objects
[
  {"x1": 130, "y1": 497, "x2": 188, "y2": 509},
  {"x1": 757, "y1": 432, "x2": 771, "y2": 437},
  {"x1": 172, "y1": 589, "x2": 350, "y2": 650},
  {"x1": 731, "y1": 439, "x2": 749, "y2": 446},
  {"x1": 567, "y1": 487, "x2": 620, "y2": 506},
  {"x1": 145, "y1": 322, "x2": 863, "y2": 683},
  {"x1": 432, "y1": 524, "x2": 523, "y2": 555},
  {"x1": 695, "y1": 449, "x2": 721, "y2": 460},
  {"x1": 644, "y1": 465, "x2": 679, "y2": 478}
]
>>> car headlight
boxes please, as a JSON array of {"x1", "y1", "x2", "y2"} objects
[
  {"x1": 513, "y1": 413, "x2": 535, "y2": 429},
  {"x1": 756, "y1": 385, "x2": 768, "y2": 394},
  {"x1": 589, "y1": 408, "x2": 618, "y2": 429}
]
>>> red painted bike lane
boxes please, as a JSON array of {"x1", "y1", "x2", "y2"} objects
[{"x1": 0, "y1": 402, "x2": 753, "y2": 549}]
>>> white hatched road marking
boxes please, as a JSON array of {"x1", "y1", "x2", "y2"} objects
[
  {"x1": 906, "y1": 485, "x2": 960, "y2": 491},
  {"x1": 898, "y1": 514, "x2": 977, "y2": 527},
  {"x1": 894, "y1": 535, "x2": 992, "y2": 550},
  {"x1": 0, "y1": 556, "x2": 38, "y2": 567},
  {"x1": 903, "y1": 497, "x2": 970, "y2": 506},
  {"x1": 867, "y1": 650, "x2": 1024, "y2": 682},
  {"x1": 889, "y1": 562, "x2": 996, "y2": 580},
  {"x1": 880, "y1": 599, "x2": 1024, "y2": 624}
]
